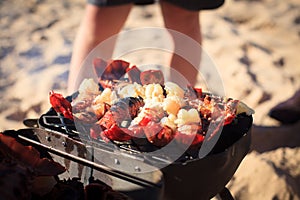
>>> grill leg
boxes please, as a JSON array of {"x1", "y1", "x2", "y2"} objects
[{"x1": 218, "y1": 187, "x2": 234, "y2": 200}]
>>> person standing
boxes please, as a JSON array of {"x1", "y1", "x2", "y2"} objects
[{"x1": 67, "y1": 0, "x2": 225, "y2": 93}]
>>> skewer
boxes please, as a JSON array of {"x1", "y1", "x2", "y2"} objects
[{"x1": 17, "y1": 134, "x2": 162, "y2": 189}]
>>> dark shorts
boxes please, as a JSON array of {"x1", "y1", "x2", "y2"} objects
[{"x1": 87, "y1": 0, "x2": 225, "y2": 11}]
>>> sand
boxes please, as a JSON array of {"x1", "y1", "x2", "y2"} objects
[{"x1": 1, "y1": 0, "x2": 300, "y2": 199}]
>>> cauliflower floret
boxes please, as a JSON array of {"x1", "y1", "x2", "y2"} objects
[
  {"x1": 144, "y1": 101, "x2": 165, "y2": 119},
  {"x1": 74, "y1": 79, "x2": 101, "y2": 103},
  {"x1": 91, "y1": 103, "x2": 106, "y2": 118},
  {"x1": 131, "y1": 101, "x2": 164, "y2": 125},
  {"x1": 163, "y1": 96, "x2": 186, "y2": 115},
  {"x1": 144, "y1": 97, "x2": 163, "y2": 105},
  {"x1": 78, "y1": 79, "x2": 100, "y2": 95},
  {"x1": 144, "y1": 84, "x2": 164, "y2": 101},
  {"x1": 118, "y1": 82, "x2": 145, "y2": 99},
  {"x1": 164, "y1": 82, "x2": 184, "y2": 98},
  {"x1": 93, "y1": 88, "x2": 112, "y2": 105},
  {"x1": 91, "y1": 88, "x2": 112, "y2": 118},
  {"x1": 177, "y1": 124, "x2": 199, "y2": 135},
  {"x1": 110, "y1": 91, "x2": 118, "y2": 104},
  {"x1": 163, "y1": 97, "x2": 181, "y2": 116},
  {"x1": 175, "y1": 108, "x2": 201, "y2": 126},
  {"x1": 160, "y1": 114, "x2": 177, "y2": 130}
]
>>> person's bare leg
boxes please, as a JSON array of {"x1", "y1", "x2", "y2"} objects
[
  {"x1": 68, "y1": 4, "x2": 132, "y2": 93},
  {"x1": 160, "y1": 1, "x2": 202, "y2": 86}
]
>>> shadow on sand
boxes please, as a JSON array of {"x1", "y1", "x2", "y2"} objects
[{"x1": 250, "y1": 121, "x2": 300, "y2": 153}]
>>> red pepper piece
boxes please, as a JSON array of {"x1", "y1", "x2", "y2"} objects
[
  {"x1": 93, "y1": 58, "x2": 107, "y2": 78},
  {"x1": 144, "y1": 121, "x2": 175, "y2": 147},
  {"x1": 128, "y1": 125, "x2": 145, "y2": 138},
  {"x1": 102, "y1": 60, "x2": 130, "y2": 81},
  {"x1": 193, "y1": 87, "x2": 202, "y2": 98},
  {"x1": 139, "y1": 116, "x2": 152, "y2": 126},
  {"x1": 102, "y1": 124, "x2": 133, "y2": 142},
  {"x1": 140, "y1": 70, "x2": 164, "y2": 85},
  {"x1": 93, "y1": 59, "x2": 130, "y2": 88},
  {"x1": 126, "y1": 65, "x2": 142, "y2": 84},
  {"x1": 175, "y1": 132, "x2": 205, "y2": 148},
  {"x1": 49, "y1": 90, "x2": 73, "y2": 120},
  {"x1": 90, "y1": 124, "x2": 102, "y2": 140}
]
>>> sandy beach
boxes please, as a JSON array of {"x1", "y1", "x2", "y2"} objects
[{"x1": 1, "y1": 0, "x2": 300, "y2": 199}]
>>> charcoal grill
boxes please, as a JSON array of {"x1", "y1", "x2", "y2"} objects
[{"x1": 19, "y1": 95, "x2": 252, "y2": 200}]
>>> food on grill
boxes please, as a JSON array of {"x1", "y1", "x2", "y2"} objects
[
  {"x1": 0, "y1": 133, "x2": 66, "y2": 200},
  {"x1": 140, "y1": 69, "x2": 164, "y2": 85},
  {"x1": 90, "y1": 96, "x2": 145, "y2": 142},
  {"x1": 84, "y1": 177, "x2": 130, "y2": 200},
  {"x1": 70, "y1": 79, "x2": 103, "y2": 123},
  {"x1": 44, "y1": 177, "x2": 130, "y2": 200},
  {"x1": 49, "y1": 90, "x2": 73, "y2": 120},
  {"x1": 0, "y1": 133, "x2": 66, "y2": 176},
  {"x1": 94, "y1": 59, "x2": 130, "y2": 89},
  {"x1": 0, "y1": 132, "x2": 131, "y2": 200},
  {"x1": 49, "y1": 59, "x2": 254, "y2": 150}
]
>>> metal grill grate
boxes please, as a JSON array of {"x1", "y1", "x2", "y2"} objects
[{"x1": 38, "y1": 109, "x2": 182, "y2": 166}]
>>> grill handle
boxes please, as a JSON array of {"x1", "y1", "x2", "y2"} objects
[{"x1": 23, "y1": 118, "x2": 39, "y2": 128}]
